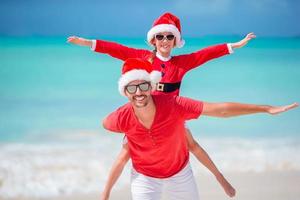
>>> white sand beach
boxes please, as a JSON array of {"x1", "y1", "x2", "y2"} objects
[{"x1": 2, "y1": 171, "x2": 299, "y2": 200}]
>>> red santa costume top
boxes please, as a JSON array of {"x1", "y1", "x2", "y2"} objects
[{"x1": 92, "y1": 12, "x2": 233, "y2": 96}]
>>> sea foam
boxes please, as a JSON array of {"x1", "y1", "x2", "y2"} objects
[{"x1": 0, "y1": 135, "x2": 299, "y2": 199}]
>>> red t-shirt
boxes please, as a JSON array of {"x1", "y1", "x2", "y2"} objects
[
  {"x1": 94, "y1": 39, "x2": 230, "y2": 96},
  {"x1": 104, "y1": 95, "x2": 203, "y2": 178}
]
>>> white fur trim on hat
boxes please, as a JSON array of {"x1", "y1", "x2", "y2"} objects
[
  {"x1": 118, "y1": 69, "x2": 162, "y2": 96},
  {"x1": 150, "y1": 71, "x2": 162, "y2": 84},
  {"x1": 147, "y1": 24, "x2": 185, "y2": 48}
]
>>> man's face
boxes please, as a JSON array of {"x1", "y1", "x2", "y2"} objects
[{"x1": 125, "y1": 80, "x2": 152, "y2": 108}]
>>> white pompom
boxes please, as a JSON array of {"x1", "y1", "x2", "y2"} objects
[
  {"x1": 150, "y1": 71, "x2": 162, "y2": 83},
  {"x1": 177, "y1": 39, "x2": 185, "y2": 48}
]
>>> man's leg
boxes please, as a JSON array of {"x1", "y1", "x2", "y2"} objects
[
  {"x1": 164, "y1": 163, "x2": 200, "y2": 200},
  {"x1": 131, "y1": 168, "x2": 163, "y2": 200}
]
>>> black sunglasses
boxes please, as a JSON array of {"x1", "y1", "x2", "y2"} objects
[
  {"x1": 125, "y1": 82, "x2": 151, "y2": 94},
  {"x1": 155, "y1": 34, "x2": 175, "y2": 41}
]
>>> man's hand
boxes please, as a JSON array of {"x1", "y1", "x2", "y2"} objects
[{"x1": 268, "y1": 102, "x2": 299, "y2": 115}]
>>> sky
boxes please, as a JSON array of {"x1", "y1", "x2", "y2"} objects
[{"x1": 0, "y1": 0, "x2": 299, "y2": 37}]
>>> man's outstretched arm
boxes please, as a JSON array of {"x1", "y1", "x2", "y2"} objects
[{"x1": 202, "y1": 102, "x2": 298, "y2": 117}]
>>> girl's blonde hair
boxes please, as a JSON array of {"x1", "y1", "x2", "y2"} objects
[
  {"x1": 148, "y1": 39, "x2": 156, "y2": 64},
  {"x1": 148, "y1": 47, "x2": 157, "y2": 64}
]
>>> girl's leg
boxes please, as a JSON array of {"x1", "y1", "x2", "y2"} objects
[
  {"x1": 131, "y1": 168, "x2": 163, "y2": 200},
  {"x1": 164, "y1": 163, "x2": 200, "y2": 200}
]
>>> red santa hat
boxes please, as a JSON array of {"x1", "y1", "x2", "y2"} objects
[
  {"x1": 118, "y1": 58, "x2": 162, "y2": 96},
  {"x1": 147, "y1": 12, "x2": 185, "y2": 48}
]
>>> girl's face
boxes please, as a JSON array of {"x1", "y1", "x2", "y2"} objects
[{"x1": 151, "y1": 32, "x2": 175, "y2": 56}]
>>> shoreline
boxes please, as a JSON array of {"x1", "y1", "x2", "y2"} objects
[{"x1": 2, "y1": 170, "x2": 299, "y2": 200}]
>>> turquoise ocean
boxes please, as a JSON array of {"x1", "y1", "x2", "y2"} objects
[{"x1": 0, "y1": 36, "x2": 300, "y2": 198}]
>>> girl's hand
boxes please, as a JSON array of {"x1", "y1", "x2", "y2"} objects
[
  {"x1": 216, "y1": 174, "x2": 236, "y2": 198},
  {"x1": 231, "y1": 32, "x2": 256, "y2": 49},
  {"x1": 67, "y1": 36, "x2": 92, "y2": 47}
]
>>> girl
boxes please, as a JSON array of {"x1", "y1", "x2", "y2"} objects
[{"x1": 68, "y1": 12, "x2": 255, "y2": 199}]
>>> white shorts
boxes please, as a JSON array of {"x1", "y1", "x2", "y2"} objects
[{"x1": 130, "y1": 163, "x2": 199, "y2": 200}]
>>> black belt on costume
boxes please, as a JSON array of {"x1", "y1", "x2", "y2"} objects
[{"x1": 156, "y1": 82, "x2": 181, "y2": 93}]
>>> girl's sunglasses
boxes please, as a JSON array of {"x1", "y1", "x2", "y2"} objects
[
  {"x1": 155, "y1": 34, "x2": 175, "y2": 41},
  {"x1": 125, "y1": 82, "x2": 151, "y2": 94}
]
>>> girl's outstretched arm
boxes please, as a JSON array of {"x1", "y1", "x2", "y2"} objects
[
  {"x1": 186, "y1": 129, "x2": 236, "y2": 197},
  {"x1": 101, "y1": 143, "x2": 130, "y2": 200},
  {"x1": 67, "y1": 36, "x2": 149, "y2": 61},
  {"x1": 230, "y1": 32, "x2": 256, "y2": 49},
  {"x1": 177, "y1": 32, "x2": 255, "y2": 71}
]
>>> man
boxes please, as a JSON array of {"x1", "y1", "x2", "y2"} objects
[{"x1": 102, "y1": 58, "x2": 297, "y2": 200}]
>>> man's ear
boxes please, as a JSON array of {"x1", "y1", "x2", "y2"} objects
[
  {"x1": 102, "y1": 117, "x2": 108, "y2": 129},
  {"x1": 150, "y1": 38, "x2": 156, "y2": 46},
  {"x1": 124, "y1": 88, "x2": 129, "y2": 97}
]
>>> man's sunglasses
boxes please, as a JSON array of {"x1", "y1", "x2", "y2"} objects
[
  {"x1": 125, "y1": 82, "x2": 151, "y2": 94},
  {"x1": 155, "y1": 34, "x2": 175, "y2": 41}
]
